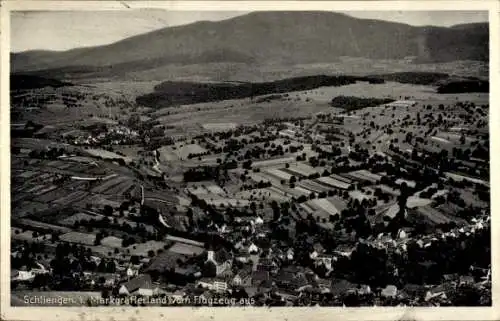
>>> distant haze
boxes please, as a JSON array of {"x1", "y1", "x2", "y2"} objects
[{"x1": 11, "y1": 10, "x2": 488, "y2": 52}]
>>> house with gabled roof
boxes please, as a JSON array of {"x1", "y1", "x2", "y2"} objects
[
  {"x1": 118, "y1": 274, "x2": 156, "y2": 297},
  {"x1": 251, "y1": 270, "x2": 270, "y2": 287},
  {"x1": 204, "y1": 247, "x2": 232, "y2": 276},
  {"x1": 232, "y1": 266, "x2": 253, "y2": 287}
]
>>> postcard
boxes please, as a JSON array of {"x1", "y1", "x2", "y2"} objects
[{"x1": 1, "y1": 1, "x2": 498, "y2": 320}]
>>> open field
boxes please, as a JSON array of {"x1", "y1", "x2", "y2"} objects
[
  {"x1": 200, "y1": 196, "x2": 250, "y2": 208},
  {"x1": 265, "y1": 168, "x2": 293, "y2": 181},
  {"x1": 174, "y1": 143, "x2": 208, "y2": 159},
  {"x1": 11, "y1": 228, "x2": 51, "y2": 242},
  {"x1": 202, "y1": 122, "x2": 238, "y2": 131},
  {"x1": 298, "y1": 180, "x2": 330, "y2": 193},
  {"x1": 145, "y1": 78, "x2": 490, "y2": 133},
  {"x1": 59, "y1": 231, "x2": 97, "y2": 246},
  {"x1": 100, "y1": 236, "x2": 124, "y2": 248},
  {"x1": 52, "y1": 191, "x2": 90, "y2": 206},
  {"x1": 410, "y1": 206, "x2": 453, "y2": 225},
  {"x1": 11, "y1": 200, "x2": 49, "y2": 217},
  {"x1": 308, "y1": 198, "x2": 342, "y2": 216},
  {"x1": 58, "y1": 212, "x2": 99, "y2": 226},
  {"x1": 444, "y1": 172, "x2": 489, "y2": 187},
  {"x1": 84, "y1": 149, "x2": 132, "y2": 163},
  {"x1": 86, "y1": 195, "x2": 122, "y2": 208},
  {"x1": 349, "y1": 170, "x2": 382, "y2": 183},
  {"x1": 126, "y1": 240, "x2": 168, "y2": 257},
  {"x1": 252, "y1": 157, "x2": 296, "y2": 168},
  {"x1": 378, "y1": 184, "x2": 401, "y2": 196},
  {"x1": 316, "y1": 176, "x2": 351, "y2": 190},
  {"x1": 235, "y1": 188, "x2": 289, "y2": 202},
  {"x1": 349, "y1": 190, "x2": 375, "y2": 202},
  {"x1": 395, "y1": 179, "x2": 417, "y2": 188},
  {"x1": 406, "y1": 196, "x2": 433, "y2": 209},
  {"x1": 186, "y1": 183, "x2": 226, "y2": 196},
  {"x1": 285, "y1": 163, "x2": 318, "y2": 177},
  {"x1": 167, "y1": 242, "x2": 205, "y2": 256}
]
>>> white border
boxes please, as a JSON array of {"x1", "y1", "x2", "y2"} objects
[{"x1": 1, "y1": 1, "x2": 499, "y2": 321}]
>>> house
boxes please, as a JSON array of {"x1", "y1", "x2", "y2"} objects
[
  {"x1": 174, "y1": 265, "x2": 202, "y2": 280},
  {"x1": 459, "y1": 275, "x2": 475, "y2": 286},
  {"x1": 357, "y1": 284, "x2": 371, "y2": 295},
  {"x1": 397, "y1": 229, "x2": 408, "y2": 239},
  {"x1": 204, "y1": 248, "x2": 232, "y2": 276},
  {"x1": 232, "y1": 267, "x2": 253, "y2": 287},
  {"x1": 314, "y1": 257, "x2": 334, "y2": 277},
  {"x1": 254, "y1": 216, "x2": 264, "y2": 225},
  {"x1": 125, "y1": 265, "x2": 139, "y2": 279},
  {"x1": 329, "y1": 279, "x2": 357, "y2": 297},
  {"x1": 196, "y1": 278, "x2": 228, "y2": 293},
  {"x1": 213, "y1": 279, "x2": 228, "y2": 293},
  {"x1": 255, "y1": 257, "x2": 279, "y2": 273},
  {"x1": 442, "y1": 274, "x2": 458, "y2": 282},
  {"x1": 311, "y1": 278, "x2": 332, "y2": 294},
  {"x1": 424, "y1": 282, "x2": 456, "y2": 302},
  {"x1": 400, "y1": 284, "x2": 426, "y2": 299},
  {"x1": 258, "y1": 278, "x2": 274, "y2": 292},
  {"x1": 251, "y1": 270, "x2": 270, "y2": 287},
  {"x1": 196, "y1": 278, "x2": 214, "y2": 290},
  {"x1": 333, "y1": 244, "x2": 355, "y2": 257},
  {"x1": 11, "y1": 269, "x2": 35, "y2": 282},
  {"x1": 313, "y1": 243, "x2": 325, "y2": 254},
  {"x1": 425, "y1": 289, "x2": 447, "y2": 302},
  {"x1": 199, "y1": 290, "x2": 216, "y2": 303},
  {"x1": 381, "y1": 285, "x2": 398, "y2": 298},
  {"x1": 118, "y1": 274, "x2": 155, "y2": 297},
  {"x1": 93, "y1": 272, "x2": 120, "y2": 287},
  {"x1": 169, "y1": 289, "x2": 187, "y2": 302},
  {"x1": 247, "y1": 243, "x2": 259, "y2": 254},
  {"x1": 276, "y1": 269, "x2": 308, "y2": 292}
]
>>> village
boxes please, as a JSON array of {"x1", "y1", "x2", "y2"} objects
[{"x1": 10, "y1": 88, "x2": 491, "y2": 307}]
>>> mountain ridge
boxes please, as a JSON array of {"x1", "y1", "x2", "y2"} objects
[{"x1": 11, "y1": 11, "x2": 488, "y2": 77}]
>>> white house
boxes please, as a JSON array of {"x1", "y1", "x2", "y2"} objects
[
  {"x1": 12, "y1": 270, "x2": 35, "y2": 282},
  {"x1": 247, "y1": 243, "x2": 259, "y2": 254},
  {"x1": 126, "y1": 266, "x2": 138, "y2": 279},
  {"x1": 381, "y1": 285, "x2": 398, "y2": 298},
  {"x1": 213, "y1": 280, "x2": 228, "y2": 293},
  {"x1": 254, "y1": 216, "x2": 264, "y2": 225},
  {"x1": 196, "y1": 279, "x2": 228, "y2": 293}
]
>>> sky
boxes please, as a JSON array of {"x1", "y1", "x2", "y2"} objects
[{"x1": 11, "y1": 10, "x2": 489, "y2": 53}]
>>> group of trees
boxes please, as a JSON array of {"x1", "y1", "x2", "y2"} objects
[
  {"x1": 330, "y1": 96, "x2": 395, "y2": 111},
  {"x1": 183, "y1": 166, "x2": 220, "y2": 182},
  {"x1": 73, "y1": 216, "x2": 157, "y2": 243},
  {"x1": 28, "y1": 147, "x2": 66, "y2": 160}
]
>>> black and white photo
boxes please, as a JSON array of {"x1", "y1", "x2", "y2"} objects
[{"x1": 1, "y1": 2, "x2": 498, "y2": 320}]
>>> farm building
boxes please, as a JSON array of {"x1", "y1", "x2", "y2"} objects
[{"x1": 118, "y1": 274, "x2": 156, "y2": 296}]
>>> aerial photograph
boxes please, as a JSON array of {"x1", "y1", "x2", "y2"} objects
[{"x1": 9, "y1": 10, "x2": 490, "y2": 307}]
